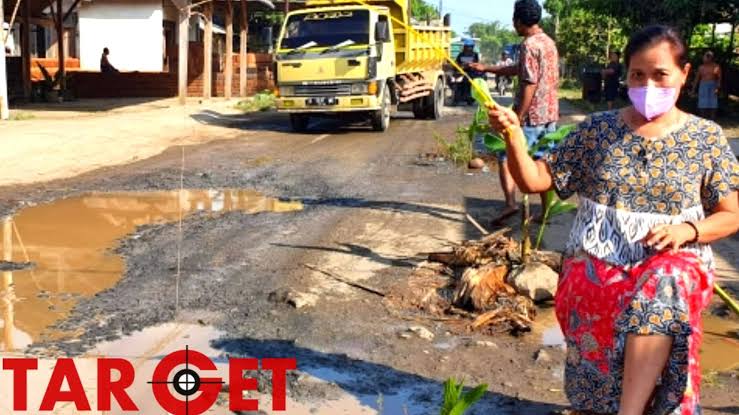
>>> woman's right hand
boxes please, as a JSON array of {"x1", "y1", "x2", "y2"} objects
[{"x1": 487, "y1": 105, "x2": 521, "y2": 139}]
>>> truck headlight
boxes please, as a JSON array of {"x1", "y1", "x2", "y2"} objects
[
  {"x1": 280, "y1": 86, "x2": 294, "y2": 96},
  {"x1": 351, "y1": 83, "x2": 369, "y2": 95}
]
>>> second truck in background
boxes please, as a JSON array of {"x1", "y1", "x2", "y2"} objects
[{"x1": 274, "y1": 0, "x2": 451, "y2": 132}]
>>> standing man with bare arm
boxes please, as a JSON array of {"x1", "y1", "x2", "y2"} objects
[
  {"x1": 470, "y1": 0, "x2": 559, "y2": 225},
  {"x1": 693, "y1": 50, "x2": 721, "y2": 119}
]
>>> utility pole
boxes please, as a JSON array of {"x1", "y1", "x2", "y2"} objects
[{"x1": 0, "y1": 0, "x2": 10, "y2": 120}]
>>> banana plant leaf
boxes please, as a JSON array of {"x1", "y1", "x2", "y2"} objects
[
  {"x1": 440, "y1": 378, "x2": 488, "y2": 415},
  {"x1": 549, "y1": 199, "x2": 578, "y2": 216},
  {"x1": 449, "y1": 384, "x2": 488, "y2": 415},
  {"x1": 470, "y1": 78, "x2": 494, "y2": 108},
  {"x1": 483, "y1": 133, "x2": 506, "y2": 153},
  {"x1": 530, "y1": 124, "x2": 576, "y2": 154}
]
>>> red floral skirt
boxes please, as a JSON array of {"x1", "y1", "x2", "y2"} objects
[{"x1": 555, "y1": 252, "x2": 714, "y2": 415}]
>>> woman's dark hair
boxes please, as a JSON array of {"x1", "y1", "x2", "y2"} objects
[
  {"x1": 624, "y1": 25, "x2": 688, "y2": 68},
  {"x1": 513, "y1": 0, "x2": 542, "y2": 27}
]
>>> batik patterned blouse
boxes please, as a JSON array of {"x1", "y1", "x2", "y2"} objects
[{"x1": 545, "y1": 111, "x2": 739, "y2": 269}]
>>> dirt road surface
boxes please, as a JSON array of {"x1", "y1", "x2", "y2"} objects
[{"x1": 0, "y1": 98, "x2": 737, "y2": 414}]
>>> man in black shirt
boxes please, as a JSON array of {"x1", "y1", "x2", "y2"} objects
[
  {"x1": 601, "y1": 51, "x2": 622, "y2": 110},
  {"x1": 455, "y1": 39, "x2": 481, "y2": 105}
]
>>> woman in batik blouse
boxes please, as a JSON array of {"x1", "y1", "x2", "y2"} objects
[{"x1": 488, "y1": 25, "x2": 739, "y2": 415}]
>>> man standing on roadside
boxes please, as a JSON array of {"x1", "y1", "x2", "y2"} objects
[
  {"x1": 601, "y1": 51, "x2": 623, "y2": 110},
  {"x1": 470, "y1": 0, "x2": 559, "y2": 225}
]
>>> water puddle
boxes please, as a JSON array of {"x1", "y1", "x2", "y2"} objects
[
  {"x1": 534, "y1": 308, "x2": 739, "y2": 373},
  {"x1": 0, "y1": 189, "x2": 302, "y2": 350},
  {"x1": 701, "y1": 314, "x2": 739, "y2": 372}
]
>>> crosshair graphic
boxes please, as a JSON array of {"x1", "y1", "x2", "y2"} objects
[{"x1": 148, "y1": 345, "x2": 225, "y2": 415}]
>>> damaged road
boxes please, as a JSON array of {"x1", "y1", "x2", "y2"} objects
[{"x1": 1, "y1": 109, "x2": 737, "y2": 414}]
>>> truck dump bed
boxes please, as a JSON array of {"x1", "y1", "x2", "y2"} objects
[{"x1": 305, "y1": 0, "x2": 451, "y2": 74}]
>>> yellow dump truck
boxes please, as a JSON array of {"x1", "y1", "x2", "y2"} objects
[{"x1": 274, "y1": 0, "x2": 451, "y2": 132}]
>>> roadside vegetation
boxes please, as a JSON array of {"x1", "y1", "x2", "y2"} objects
[
  {"x1": 9, "y1": 112, "x2": 35, "y2": 121},
  {"x1": 434, "y1": 130, "x2": 474, "y2": 166},
  {"x1": 235, "y1": 90, "x2": 276, "y2": 112}
]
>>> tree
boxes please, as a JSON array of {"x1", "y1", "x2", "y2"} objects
[
  {"x1": 577, "y1": 0, "x2": 738, "y2": 40},
  {"x1": 542, "y1": 0, "x2": 629, "y2": 78},
  {"x1": 411, "y1": 0, "x2": 439, "y2": 22},
  {"x1": 467, "y1": 22, "x2": 519, "y2": 63}
]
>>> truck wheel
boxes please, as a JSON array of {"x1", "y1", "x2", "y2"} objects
[
  {"x1": 371, "y1": 86, "x2": 391, "y2": 132},
  {"x1": 428, "y1": 78, "x2": 444, "y2": 120},
  {"x1": 412, "y1": 99, "x2": 426, "y2": 119},
  {"x1": 290, "y1": 114, "x2": 309, "y2": 132}
]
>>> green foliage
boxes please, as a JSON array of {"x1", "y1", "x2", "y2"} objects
[
  {"x1": 467, "y1": 22, "x2": 519, "y2": 63},
  {"x1": 9, "y1": 112, "x2": 35, "y2": 121},
  {"x1": 440, "y1": 378, "x2": 488, "y2": 415},
  {"x1": 434, "y1": 131, "x2": 474, "y2": 166},
  {"x1": 411, "y1": 0, "x2": 439, "y2": 21},
  {"x1": 554, "y1": 6, "x2": 628, "y2": 71},
  {"x1": 236, "y1": 90, "x2": 276, "y2": 112},
  {"x1": 556, "y1": 0, "x2": 738, "y2": 47}
]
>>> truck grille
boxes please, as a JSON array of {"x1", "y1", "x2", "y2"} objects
[{"x1": 294, "y1": 84, "x2": 352, "y2": 97}]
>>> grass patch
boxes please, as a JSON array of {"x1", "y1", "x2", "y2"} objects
[
  {"x1": 702, "y1": 371, "x2": 723, "y2": 388},
  {"x1": 434, "y1": 129, "x2": 474, "y2": 166},
  {"x1": 235, "y1": 91, "x2": 276, "y2": 112},
  {"x1": 9, "y1": 112, "x2": 35, "y2": 121}
]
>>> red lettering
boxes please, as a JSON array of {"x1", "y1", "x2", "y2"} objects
[
  {"x1": 262, "y1": 358, "x2": 296, "y2": 410},
  {"x1": 39, "y1": 358, "x2": 91, "y2": 411},
  {"x1": 3, "y1": 358, "x2": 37, "y2": 410},
  {"x1": 228, "y1": 358, "x2": 259, "y2": 411},
  {"x1": 151, "y1": 349, "x2": 221, "y2": 415},
  {"x1": 97, "y1": 358, "x2": 138, "y2": 411}
]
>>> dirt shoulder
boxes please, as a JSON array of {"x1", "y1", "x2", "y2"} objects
[{"x1": 0, "y1": 98, "x2": 267, "y2": 187}]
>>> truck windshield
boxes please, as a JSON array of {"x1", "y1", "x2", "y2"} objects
[{"x1": 281, "y1": 10, "x2": 370, "y2": 49}]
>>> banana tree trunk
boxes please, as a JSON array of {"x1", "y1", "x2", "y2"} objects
[{"x1": 521, "y1": 195, "x2": 532, "y2": 263}]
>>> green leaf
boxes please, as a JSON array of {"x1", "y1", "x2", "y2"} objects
[
  {"x1": 473, "y1": 105, "x2": 489, "y2": 128},
  {"x1": 440, "y1": 378, "x2": 464, "y2": 415},
  {"x1": 549, "y1": 200, "x2": 578, "y2": 217},
  {"x1": 441, "y1": 379, "x2": 488, "y2": 415},
  {"x1": 470, "y1": 78, "x2": 493, "y2": 108},
  {"x1": 530, "y1": 124, "x2": 576, "y2": 154},
  {"x1": 483, "y1": 133, "x2": 506, "y2": 153}
]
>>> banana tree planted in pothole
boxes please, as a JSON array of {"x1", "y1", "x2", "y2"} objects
[
  {"x1": 469, "y1": 78, "x2": 577, "y2": 262},
  {"x1": 440, "y1": 377, "x2": 488, "y2": 415}
]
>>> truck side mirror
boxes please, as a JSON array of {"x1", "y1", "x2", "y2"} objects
[{"x1": 375, "y1": 21, "x2": 390, "y2": 43}]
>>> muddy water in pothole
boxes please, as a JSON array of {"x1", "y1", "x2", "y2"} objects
[
  {"x1": 0, "y1": 190, "x2": 302, "y2": 351},
  {"x1": 534, "y1": 308, "x2": 739, "y2": 373}
]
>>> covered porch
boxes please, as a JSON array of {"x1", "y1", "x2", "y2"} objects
[{"x1": 2, "y1": 0, "x2": 303, "y2": 111}]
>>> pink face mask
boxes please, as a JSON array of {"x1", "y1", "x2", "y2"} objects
[{"x1": 628, "y1": 86, "x2": 677, "y2": 120}]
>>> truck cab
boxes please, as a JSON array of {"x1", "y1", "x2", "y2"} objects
[
  {"x1": 275, "y1": 6, "x2": 395, "y2": 131},
  {"x1": 274, "y1": 0, "x2": 450, "y2": 132}
]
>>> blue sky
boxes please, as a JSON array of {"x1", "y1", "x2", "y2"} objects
[{"x1": 440, "y1": 0, "x2": 525, "y2": 35}]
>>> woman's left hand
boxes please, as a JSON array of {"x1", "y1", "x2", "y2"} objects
[{"x1": 643, "y1": 224, "x2": 697, "y2": 252}]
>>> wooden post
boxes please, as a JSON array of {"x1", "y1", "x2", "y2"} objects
[
  {"x1": 284, "y1": 0, "x2": 289, "y2": 13},
  {"x1": 225, "y1": 0, "x2": 233, "y2": 99},
  {"x1": 729, "y1": 21, "x2": 737, "y2": 61},
  {"x1": 22, "y1": 0, "x2": 31, "y2": 100},
  {"x1": 2, "y1": 217, "x2": 10, "y2": 262},
  {"x1": 56, "y1": 0, "x2": 65, "y2": 92},
  {"x1": 178, "y1": 3, "x2": 189, "y2": 105},
  {"x1": 203, "y1": 1, "x2": 213, "y2": 99},
  {"x1": 239, "y1": 0, "x2": 247, "y2": 97},
  {"x1": 0, "y1": 0, "x2": 9, "y2": 120},
  {"x1": 2, "y1": 217, "x2": 13, "y2": 351}
]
